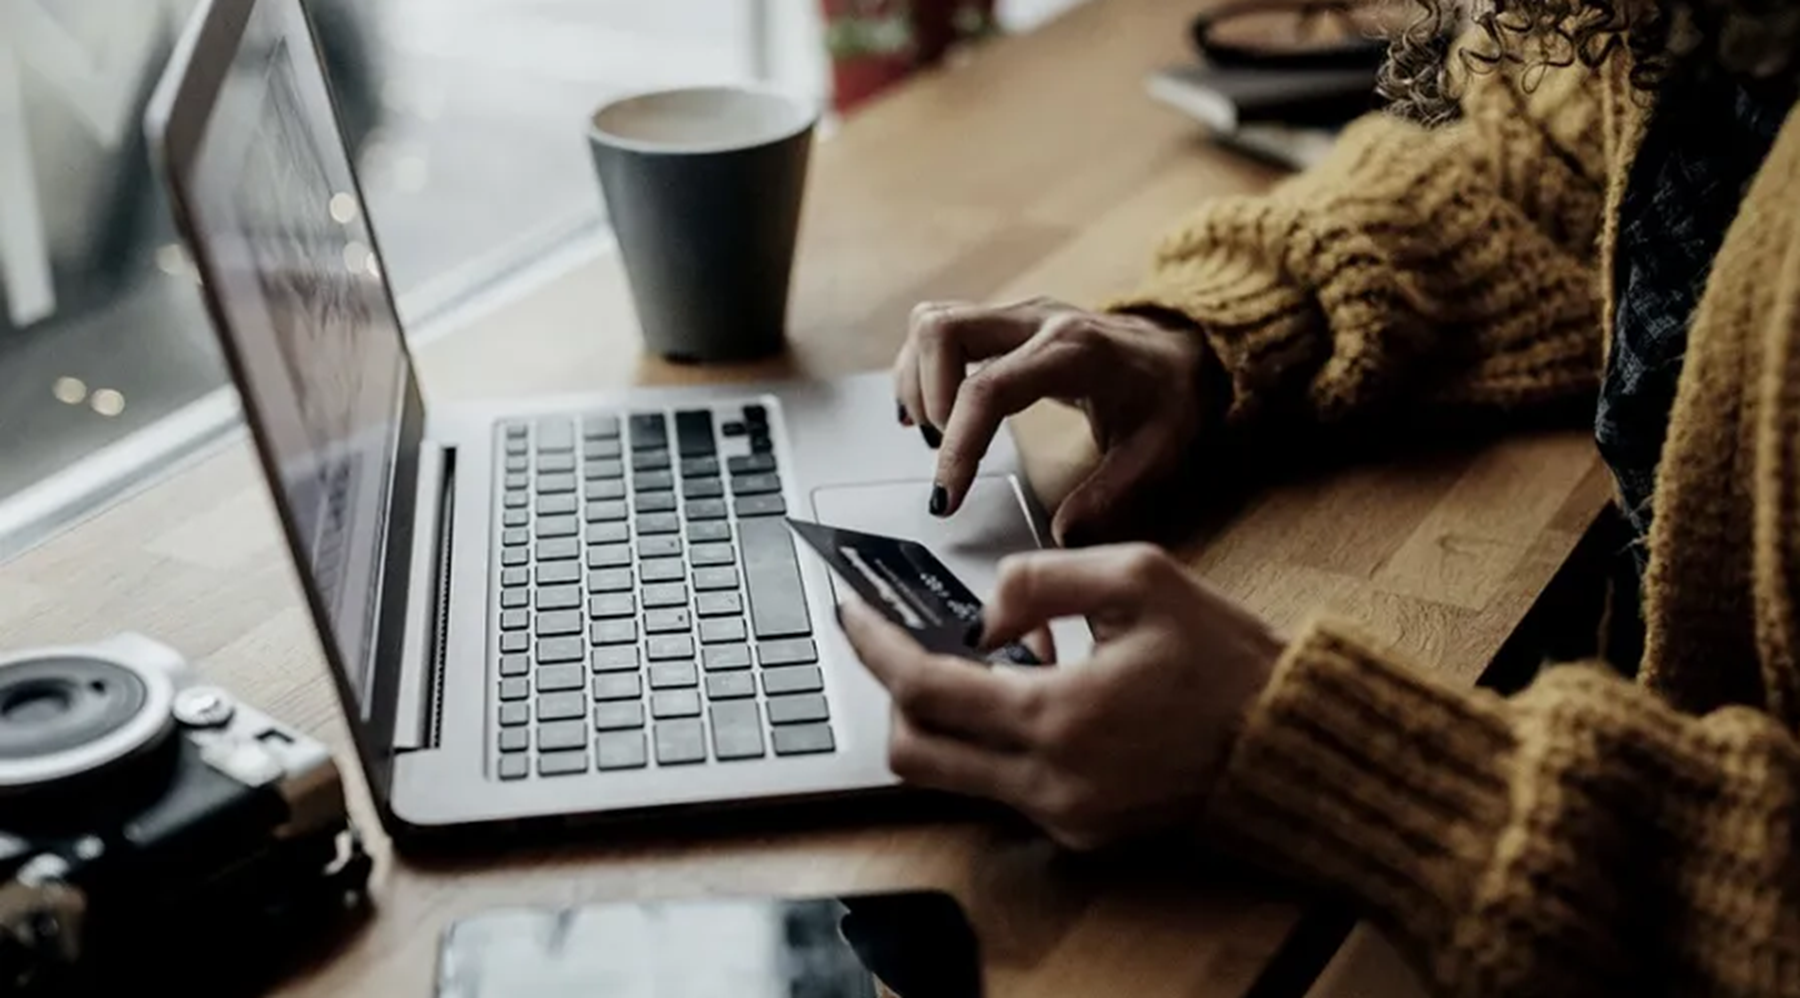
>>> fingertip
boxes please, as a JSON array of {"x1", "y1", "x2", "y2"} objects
[{"x1": 919, "y1": 423, "x2": 943, "y2": 449}]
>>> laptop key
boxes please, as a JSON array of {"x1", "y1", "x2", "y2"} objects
[
  {"x1": 538, "y1": 473, "x2": 576, "y2": 495},
  {"x1": 649, "y1": 661, "x2": 699, "y2": 689},
  {"x1": 538, "y1": 561, "x2": 579, "y2": 586},
  {"x1": 702, "y1": 644, "x2": 751, "y2": 671},
  {"x1": 727, "y1": 453, "x2": 776, "y2": 475},
  {"x1": 501, "y1": 588, "x2": 529, "y2": 609},
  {"x1": 687, "y1": 521, "x2": 732, "y2": 544},
  {"x1": 536, "y1": 515, "x2": 578, "y2": 538},
  {"x1": 499, "y1": 677, "x2": 529, "y2": 700},
  {"x1": 587, "y1": 567, "x2": 633, "y2": 592},
  {"x1": 635, "y1": 469, "x2": 675, "y2": 492},
  {"x1": 586, "y1": 499, "x2": 628, "y2": 522},
  {"x1": 647, "y1": 634, "x2": 695, "y2": 661},
  {"x1": 683, "y1": 477, "x2": 724, "y2": 499},
  {"x1": 638, "y1": 535, "x2": 682, "y2": 559},
  {"x1": 743, "y1": 403, "x2": 768, "y2": 426},
  {"x1": 498, "y1": 755, "x2": 528, "y2": 780},
  {"x1": 675, "y1": 410, "x2": 716, "y2": 457},
  {"x1": 504, "y1": 455, "x2": 528, "y2": 473},
  {"x1": 680, "y1": 456, "x2": 719, "y2": 478},
  {"x1": 498, "y1": 701, "x2": 529, "y2": 726},
  {"x1": 586, "y1": 459, "x2": 625, "y2": 481},
  {"x1": 637, "y1": 512, "x2": 680, "y2": 535},
  {"x1": 537, "y1": 493, "x2": 576, "y2": 516},
  {"x1": 721, "y1": 421, "x2": 746, "y2": 437},
  {"x1": 651, "y1": 690, "x2": 701, "y2": 719},
  {"x1": 732, "y1": 473, "x2": 781, "y2": 496},
  {"x1": 499, "y1": 654, "x2": 529, "y2": 677},
  {"x1": 694, "y1": 567, "x2": 740, "y2": 591},
  {"x1": 685, "y1": 498, "x2": 728, "y2": 521},
  {"x1": 590, "y1": 645, "x2": 639, "y2": 673},
  {"x1": 505, "y1": 436, "x2": 528, "y2": 455},
  {"x1": 592, "y1": 673, "x2": 643, "y2": 700},
  {"x1": 773, "y1": 723, "x2": 836, "y2": 756},
  {"x1": 633, "y1": 449, "x2": 671, "y2": 472},
  {"x1": 536, "y1": 636, "x2": 583, "y2": 663},
  {"x1": 735, "y1": 494, "x2": 787, "y2": 518},
  {"x1": 696, "y1": 591, "x2": 743, "y2": 616},
  {"x1": 500, "y1": 609, "x2": 528, "y2": 631},
  {"x1": 593, "y1": 700, "x2": 645, "y2": 730},
  {"x1": 504, "y1": 421, "x2": 529, "y2": 439},
  {"x1": 585, "y1": 438, "x2": 622, "y2": 460},
  {"x1": 710, "y1": 701, "x2": 766, "y2": 760},
  {"x1": 762, "y1": 666, "x2": 824, "y2": 696},
  {"x1": 635, "y1": 492, "x2": 677, "y2": 514},
  {"x1": 503, "y1": 509, "x2": 528, "y2": 528},
  {"x1": 587, "y1": 543, "x2": 631, "y2": 569},
  {"x1": 500, "y1": 547, "x2": 527, "y2": 568},
  {"x1": 656, "y1": 719, "x2": 708, "y2": 765},
  {"x1": 537, "y1": 691, "x2": 586, "y2": 721},
  {"x1": 504, "y1": 472, "x2": 528, "y2": 490},
  {"x1": 538, "y1": 749, "x2": 589, "y2": 776},
  {"x1": 587, "y1": 479, "x2": 626, "y2": 502},
  {"x1": 538, "y1": 537, "x2": 579, "y2": 561},
  {"x1": 500, "y1": 632, "x2": 529, "y2": 654},
  {"x1": 750, "y1": 433, "x2": 774, "y2": 454},
  {"x1": 536, "y1": 417, "x2": 575, "y2": 452},
  {"x1": 766, "y1": 694, "x2": 829, "y2": 726},
  {"x1": 629, "y1": 413, "x2": 668, "y2": 450},
  {"x1": 644, "y1": 608, "x2": 691, "y2": 634},
  {"x1": 589, "y1": 593, "x2": 635, "y2": 618},
  {"x1": 538, "y1": 584, "x2": 580, "y2": 610},
  {"x1": 689, "y1": 542, "x2": 736, "y2": 567},
  {"x1": 537, "y1": 719, "x2": 588, "y2": 752},
  {"x1": 583, "y1": 414, "x2": 621, "y2": 439},
  {"x1": 700, "y1": 618, "x2": 747, "y2": 644},
  {"x1": 597, "y1": 730, "x2": 648, "y2": 770},
  {"x1": 705, "y1": 672, "x2": 755, "y2": 700},
  {"x1": 758, "y1": 638, "x2": 817, "y2": 666},
  {"x1": 587, "y1": 521, "x2": 629, "y2": 545},
  {"x1": 538, "y1": 452, "x2": 576, "y2": 474},
  {"x1": 535, "y1": 610, "x2": 582, "y2": 637},
  {"x1": 591, "y1": 619, "x2": 638, "y2": 645},
  {"x1": 640, "y1": 558, "x2": 685, "y2": 583},
  {"x1": 503, "y1": 491, "x2": 528, "y2": 509},
  {"x1": 641, "y1": 582, "x2": 689, "y2": 608},
  {"x1": 738, "y1": 517, "x2": 811, "y2": 638}
]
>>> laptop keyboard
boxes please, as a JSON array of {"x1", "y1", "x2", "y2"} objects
[{"x1": 491, "y1": 403, "x2": 836, "y2": 781}]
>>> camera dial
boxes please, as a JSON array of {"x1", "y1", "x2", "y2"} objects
[{"x1": 0, "y1": 654, "x2": 174, "y2": 794}]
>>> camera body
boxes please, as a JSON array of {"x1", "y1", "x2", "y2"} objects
[{"x1": 0, "y1": 635, "x2": 370, "y2": 995}]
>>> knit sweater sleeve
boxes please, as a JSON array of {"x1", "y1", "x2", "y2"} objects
[
  {"x1": 1207, "y1": 618, "x2": 1800, "y2": 995},
  {"x1": 1109, "y1": 59, "x2": 1610, "y2": 427}
]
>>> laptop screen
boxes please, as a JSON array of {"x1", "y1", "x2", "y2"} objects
[{"x1": 180, "y1": 0, "x2": 410, "y2": 713}]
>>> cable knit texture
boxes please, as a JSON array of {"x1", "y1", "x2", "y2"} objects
[{"x1": 1108, "y1": 42, "x2": 1800, "y2": 998}]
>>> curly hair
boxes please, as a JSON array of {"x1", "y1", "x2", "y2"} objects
[{"x1": 1378, "y1": 0, "x2": 1800, "y2": 122}]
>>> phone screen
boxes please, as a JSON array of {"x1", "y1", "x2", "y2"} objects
[{"x1": 436, "y1": 891, "x2": 981, "y2": 998}]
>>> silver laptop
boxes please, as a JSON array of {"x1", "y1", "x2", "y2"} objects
[{"x1": 145, "y1": 0, "x2": 1076, "y2": 841}]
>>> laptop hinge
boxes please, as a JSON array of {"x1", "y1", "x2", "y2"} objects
[{"x1": 393, "y1": 444, "x2": 454, "y2": 752}]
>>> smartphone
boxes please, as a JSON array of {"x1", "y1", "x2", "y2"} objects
[{"x1": 435, "y1": 890, "x2": 981, "y2": 998}]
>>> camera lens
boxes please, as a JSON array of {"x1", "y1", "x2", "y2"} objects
[{"x1": 0, "y1": 656, "x2": 168, "y2": 792}]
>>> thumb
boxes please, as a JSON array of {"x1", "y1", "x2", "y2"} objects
[{"x1": 1051, "y1": 430, "x2": 1166, "y2": 547}]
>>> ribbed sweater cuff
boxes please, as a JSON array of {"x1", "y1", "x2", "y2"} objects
[{"x1": 1202, "y1": 617, "x2": 1518, "y2": 953}]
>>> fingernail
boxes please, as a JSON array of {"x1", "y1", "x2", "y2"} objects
[
  {"x1": 963, "y1": 613, "x2": 987, "y2": 649},
  {"x1": 896, "y1": 400, "x2": 911, "y2": 426},
  {"x1": 928, "y1": 483, "x2": 949, "y2": 517},
  {"x1": 919, "y1": 424, "x2": 942, "y2": 449}
]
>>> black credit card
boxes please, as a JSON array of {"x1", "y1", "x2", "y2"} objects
[{"x1": 786, "y1": 518, "x2": 1042, "y2": 666}]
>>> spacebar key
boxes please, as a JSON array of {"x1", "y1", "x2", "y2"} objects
[{"x1": 738, "y1": 516, "x2": 811, "y2": 639}]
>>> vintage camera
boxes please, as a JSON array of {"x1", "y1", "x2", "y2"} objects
[{"x1": 0, "y1": 635, "x2": 371, "y2": 996}]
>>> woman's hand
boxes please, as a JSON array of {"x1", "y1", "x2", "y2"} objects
[
  {"x1": 894, "y1": 297, "x2": 1211, "y2": 545},
  {"x1": 840, "y1": 543, "x2": 1283, "y2": 850}
]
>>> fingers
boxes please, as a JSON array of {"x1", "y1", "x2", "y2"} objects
[
  {"x1": 886, "y1": 710, "x2": 1034, "y2": 801},
  {"x1": 1021, "y1": 625, "x2": 1057, "y2": 665},
  {"x1": 976, "y1": 544, "x2": 1178, "y2": 648},
  {"x1": 902, "y1": 299, "x2": 1060, "y2": 436},
  {"x1": 1048, "y1": 428, "x2": 1171, "y2": 547},
  {"x1": 932, "y1": 318, "x2": 1098, "y2": 515},
  {"x1": 840, "y1": 599, "x2": 1043, "y2": 747}
]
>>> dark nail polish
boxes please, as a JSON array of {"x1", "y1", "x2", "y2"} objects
[
  {"x1": 896, "y1": 400, "x2": 911, "y2": 426},
  {"x1": 920, "y1": 424, "x2": 942, "y2": 449},
  {"x1": 929, "y1": 483, "x2": 949, "y2": 517},
  {"x1": 963, "y1": 613, "x2": 986, "y2": 649}
]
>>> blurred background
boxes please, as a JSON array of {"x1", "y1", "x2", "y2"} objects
[{"x1": 0, "y1": 0, "x2": 1080, "y2": 558}]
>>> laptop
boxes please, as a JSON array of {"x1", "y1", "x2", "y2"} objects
[{"x1": 145, "y1": 0, "x2": 1080, "y2": 842}]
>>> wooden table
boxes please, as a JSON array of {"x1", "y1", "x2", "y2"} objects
[{"x1": 0, "y1": 0, "x2": 1610, "y2": 994}]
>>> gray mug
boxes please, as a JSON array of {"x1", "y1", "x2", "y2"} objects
[{"x1": 588, "y1": 85, "x2": 818, "y2": 364}]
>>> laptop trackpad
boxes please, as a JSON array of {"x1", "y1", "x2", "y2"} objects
[{"x1": 809, "y1": 476, "x2": 1093, "y2": 660}]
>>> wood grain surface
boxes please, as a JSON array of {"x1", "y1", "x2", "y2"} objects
[{"x1": 0, "y1": 0, "x2": 1608, "y2": 995}]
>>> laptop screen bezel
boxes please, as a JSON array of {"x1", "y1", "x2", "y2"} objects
[{"x1": 146, "y1": 0, "x2": 427, "y2": 804}]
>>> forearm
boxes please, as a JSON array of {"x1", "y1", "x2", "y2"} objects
[{"x1": 1207, "y1": 619, "x2": 1800, "y2": 995}]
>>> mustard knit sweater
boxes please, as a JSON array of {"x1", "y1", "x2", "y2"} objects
[{"x1": 1111, "y1": 47, "x2": 1800, "y2": 997}]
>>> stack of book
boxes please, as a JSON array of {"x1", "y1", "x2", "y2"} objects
[{"x1": 1146, "y1": 59, "x2": 1380, "y2": 170}]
